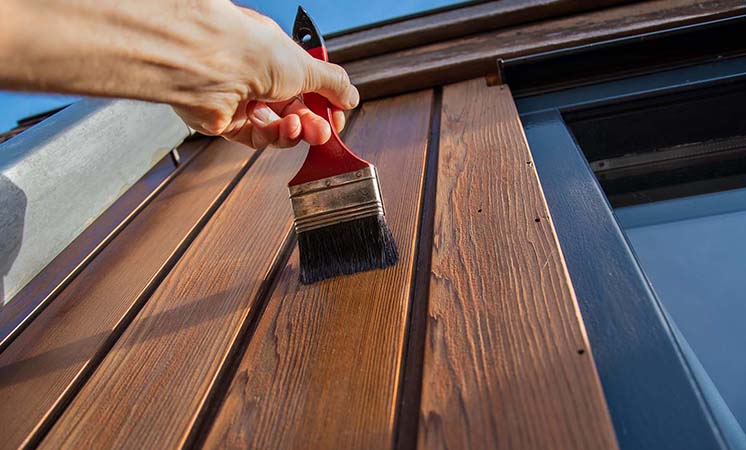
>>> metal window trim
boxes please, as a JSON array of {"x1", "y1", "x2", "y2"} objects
[
  {"x1": 518, "y1": 59, "x2": 746, "y2": 450},
  {"x1": 503, "y1": 15, "x2": 746, "y2": 98},
  {"x1": 0, "y1": 98, "x2": 190, "y2": 306}
]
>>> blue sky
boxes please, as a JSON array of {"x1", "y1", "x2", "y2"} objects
[{"x1": 0, "y1": 0, "x2": 466, "y2": 133}]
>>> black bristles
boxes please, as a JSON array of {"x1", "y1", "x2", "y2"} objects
[{"x1": 297, "y1": 215, "x2": 398, "y2": 284}]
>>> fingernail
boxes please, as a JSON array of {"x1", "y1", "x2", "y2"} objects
[
  {"x1": 320, "y1": 121, "x2": 332, "y2": 144},
  {"x1": 251, "y1": 104, "x2": 280, "y2": 126},
  {"x1": 309, "y1": 118, "x2": 332, "y2": 145},
  {"x1": 348, "y1": 86, "x2": 360, "y2": 109},
  {"x1": 288, "y1": 115, "x2": 302, "y2": 139}
]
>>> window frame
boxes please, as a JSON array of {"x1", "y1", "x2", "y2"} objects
[{"x1": 517, "y1": 56, "x2": 746, "y2": 450}]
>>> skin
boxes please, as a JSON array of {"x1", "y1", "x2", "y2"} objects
[{"x1": 0, "y1": 0, "x2": 358, "y2": 148}]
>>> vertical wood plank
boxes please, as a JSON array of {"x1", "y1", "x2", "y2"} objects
[
  {"x1": 0, "y1": 140, "x2": 253, "y2": 450},
  {"x1": 201, "y1": 90, "x2": 433, "y2": 450},
  {"x1": 37, "y1": 144, "x2": 307, "y2": 450},
  {"x1": 418, "y1": 79, "x2": 618, "y2": 449}
]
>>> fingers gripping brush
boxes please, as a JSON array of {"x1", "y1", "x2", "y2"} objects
[{"x1": 289, "y1": 7, "x2": 398, "y2": 284}]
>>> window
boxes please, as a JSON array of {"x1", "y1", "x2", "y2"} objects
[
  {"x1": 517, "y1": 54, "x2": 746, "y2": 448},
  {"x1": 558, "y1": 77, "x2": 746, "y2": 430}
]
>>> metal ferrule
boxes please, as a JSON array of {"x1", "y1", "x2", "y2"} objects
[{"x1": 288, "y1": 166, "x2": 385, "y2": 233}]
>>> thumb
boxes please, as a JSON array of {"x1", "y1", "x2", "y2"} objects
[{"x1": 303, "y1": 59, "x2": 360, "y2": 110}]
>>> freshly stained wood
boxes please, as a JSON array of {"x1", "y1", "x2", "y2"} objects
[
  {"x1": 344, "y1": 0, "x2": 746, "y2": 99},
  {"x1": 0, "y1": 140, "x2": 206, "y2": 350},
  {"x1": 328, "y1": 0, "x2": 633, "y2": 62},
  {"x1": 201, "y1": 90, "x2": 433, "y2": 450},
  {"x1": 38, "y1": 144, "x2": 307, "y2": 450},
  {"x1": 0, "y1": 140, "x2": 252, "y2": 450},
  {"x1": 418, "y1": 80, "x2": 617, "y2": 449}
]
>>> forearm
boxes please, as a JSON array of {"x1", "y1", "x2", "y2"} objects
[
  {"x1": 0, "y1": 0, "x2": 244, "y2": 107},
  {"x1": 0, "y1": 0, "x2": 358, "y2": 149}
]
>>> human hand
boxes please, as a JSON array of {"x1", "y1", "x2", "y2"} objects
[
  {"x1": 0, "y1": 0, "x2": 356, "y2": 149},
  {"x1": 171, "y1": 3, "x2": 358, "y2": 149}
]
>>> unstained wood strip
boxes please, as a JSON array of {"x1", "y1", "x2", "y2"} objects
[
  {"x1": 38, "y1": 143, "x2": 308, "y2": 450},
  {"x1": 0, "y1": 139, "x2": 207, "y2": 351},
  {"x1": 328, "y1": 0, "x2": 634, "y2": 62},
  {"x1": 418, "y1": 79, "x2": 618, "y2": 449},
  {"x1": 343, "y1": 0, "x2": 746, "y2": 99},
  {"x1": 201, "y1": 90, "x2": 433, "y2": 450},
  {"x1": 0, "y1": 139, "x2": 253, "y2": 450}
]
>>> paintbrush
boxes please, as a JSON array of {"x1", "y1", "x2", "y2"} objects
[{"x1": 288, "y1": 7, "x2": 398, "y2": 284}]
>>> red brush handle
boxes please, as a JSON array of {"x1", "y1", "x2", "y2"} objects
[{"x1": 288, "y1": 46, "x2": 369, "y2": 186}]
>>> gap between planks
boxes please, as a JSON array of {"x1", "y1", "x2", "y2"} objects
[
  {"x1": 199, "y1": 90, "x2": 434, "y2": 450},
  {"x1": 394, "y1": 87, "x2": 443, "y2": 450},
  {"x1": 0, "y1": 139, "x2": 211, "y2": 353},
  {"x1": 184, "y1": 109, "x2": 362, "y2": 450},
  {"x1": 0, "y1": 140, "x2": 258, "y2": 450}
]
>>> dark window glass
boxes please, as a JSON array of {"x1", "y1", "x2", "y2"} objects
[{"x1": 563, "y1": 79, "x2": 746, "y2": 207}]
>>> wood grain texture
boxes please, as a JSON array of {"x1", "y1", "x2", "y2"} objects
[
  {"x1": 201, "y1": 90, "x2": 433, "y2": 450},
  {"x1": 344, "y1": 0, "x2": 746, "y2": 100},
  {"x1": 327, "y1": 0, "x2": 635, "y2": 62},
  {"x1": 418, "y1": 79, "x2": 617, "y2": 449},
  {"x1": 38, "y1": 144, "x2": 306, "y2": 450},
  {"x1": 0, "y1": 140, "x2": 252, "y2": 450},
  {"x1": 0, "y1": 139, "x2": 206, "y2": 351}
]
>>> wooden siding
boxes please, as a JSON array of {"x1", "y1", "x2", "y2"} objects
[
  {"x1": 341, "y1": 0, "x2": 746, "y2": 99},
  {"x1": 419, "y1": 80, "x2": 616, "y2": 449},
  {"x1": 1, "y1": 83, "x2": 616, "y2": 450},
  {"x1": 0, "y1": 140, "x2": 254, "y2": 450},
  {"x1": 6, "y1": 0, "x2": 739, "y2": 447},
  {"x1": 201, "y1": 90, "x2": 433, "y2": 450},
  {"x1": 327, "y1": 0, "x2": 636, "y2": 62}
]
